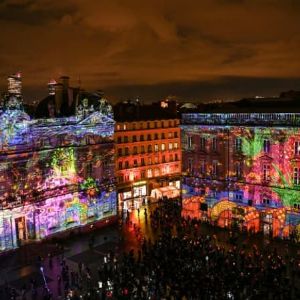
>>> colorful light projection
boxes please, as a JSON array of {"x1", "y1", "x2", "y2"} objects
[
  {"x1": 181, "y1": 113, "x2": 300, "y2": 238},
  {"x1": 0, "y1": 96, "x2": 116, "y2": 252}
]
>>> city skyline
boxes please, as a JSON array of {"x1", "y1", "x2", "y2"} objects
[{"x1": 0, "y1": 0, "x2": 300, "y2": 103}]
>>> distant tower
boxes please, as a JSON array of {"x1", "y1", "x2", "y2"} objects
[
  {"x1": 48, "y1": 79, "x2": 56, "y2": 95},
  {"x1": 8, "y1": 72, "x2": 22, "y2": 96}
]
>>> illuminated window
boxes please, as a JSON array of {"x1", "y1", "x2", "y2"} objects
[
  {"x1": 116, "y1": 124, "x2": 120, "y2": 130},
  {"x1": 168, "y1": 132, "x2": 173, "y2": 138},
  {"x1": 235, "y1": 138, "x2": 242, "y2": 152},
  {"x1": 188, "y1": 136, "x2": 193, "y2": 149},
  {"x1": 263, "y1": 139, "x2": 270, "y2": 153},
  {"x1": 123, "y1": 124, "x2": 127, "y2": 130},
  {"x1": 174, "y1": 142, "x2": 178, "y2": 149},
  {"x1": 133, "y1": 146, "x2": 138, "y2": 154},
  {"x1": 212, "y1": 137, "x2": 218, "y2": 151},
  {"x1": 147, "y1": 169, "x2": 152, "y2": 178},
  {"x1": 162, "y1": 143, "x2": 166, "y2": 151},
  {"x1": 263, "y1": 164, "x2": 270, "y2": 181},
  {"x1": 154, "y1": 144, "x2": 159, "y2": 152},
  {"x1": 295, "y1": 141, "x2": 300, "y2": 155},
  {"x1": 293, "y1": 167, "x2": 300, "y2": 185},
  {"x1": 200, "y1": 137, "x2": 206, "y2": 151},
  {"x1": 148, "y1": 145, "x2": 152, "y2": 152},
  {"x1": 169, "y1": 143, "x2": 173, "y2": 150},
  {"x1": 212, "y1": 161, "x2": 218, "y2": 176}
]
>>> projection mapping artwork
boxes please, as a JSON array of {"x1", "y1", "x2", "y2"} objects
[
  {"x1": 0, "y1": 96, "x2": 116, "y2": 252},
  {"x1": 181, "y1": 113, "x2": 300, "y2": 239}
]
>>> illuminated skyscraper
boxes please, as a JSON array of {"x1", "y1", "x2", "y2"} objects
[
  {"x1": 7, "y1": 72, "x2": 22, "y2": 96},
  {"x1": 48, "y1": 79, "x2": 56, "y2": 95}
]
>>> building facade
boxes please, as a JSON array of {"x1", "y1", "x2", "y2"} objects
[
  {"x1": 181, "y1": 113, "x2": 300, "y2": 239},
  {"x1": 115, "y1": 119, "x2": 181, "y2": 210},
  {"x1": 0, "y1": 96, "x2": 117, "y2": 252}
]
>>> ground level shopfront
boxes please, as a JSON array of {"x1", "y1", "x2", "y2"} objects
[
  {"x1": 0, "y1": 190, "x2": 117, "y2": 252},
  {"x1": 117, "y1": 177, "x2": 181, "y2": 212}
]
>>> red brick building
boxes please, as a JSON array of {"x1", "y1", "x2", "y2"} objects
[{"x1": 115, "y1": 119, "x2": 181, "y2": 210}]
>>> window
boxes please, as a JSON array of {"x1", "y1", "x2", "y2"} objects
[
  {"x1": 125, "y1": 147, "x2": 129, "y2": 155},
  {"x1": 168, "y1": 132, "x2": 173, "y2": 138},
  {"x1": 161, "y1": 122, "x2": 164, "y2": 128},
  {"x1": 188, "y1": 158, "x2": 193, "y2": 173},
  {"x1": 132, "y1": 135, "x2": 137, "y2": 142},
  {"x1": 295, "y1": 141, "x2": 300, "y2": 155},
  {"x1": 123, "y1": 124, "x2": 127, "y2": 130},
  {"x1": 175, "y1": 153, "x2": 178, "y2": 161},
  {"x1": 169, "y1": 143, "x2": 173, "y2": 150},
  {"x1": 263, "y1": 164, "x2": 270, "y2": 181},
  {"x1": 212, "y1": 161, "x2": 218, "y2": 176},
  {"x1": 235, "y1": 138, "x2": 242, "y2": 152},
  {"x1": 200, "y1": 160, "x2": 206, "y2": 175},
  {"x1": 141, "y1": 170, "x2": 146, "y2": 179},
  {"x1": 141, "y1": 145, "x2": 145, "y2": 153},
  {"x1": 263, "y1": 139, "x2": 270, "y2": 153},
  {"x1": 147, "y1": 122, "x2": 150, "y2": 129},
  {"x1": 147, "y1": 169, "x2": 152, "y2": 178},
  {"x1": 212, "y1": 137, "x2": 218, "y2": 151},
  {"x1": 140, "y1": 135, "x2": 144, "y2": 141},
  {"x1": 162, "y1": 155, "x2": 166, "y2": 163},
  {"x1": 169, "y1": 154, "x2": 173, "y2": 162},
  {"x1": 124, "y1": 136, "x2": 128, "y2": 143},
  {"x1": 118, "y1": 148, "x2": 122, "y2": 156},
  {"x1": 235, "y1": 162, "x2": 242, "y2": 178},
  {"x1": 133, "y1": 160, "x2": 138, "y2": 167},
  {"x1": 140, "y1": 123, "x2": 143, "y2": 129},
  {"x1": 132, "y1": 123, "x2": 136, "y2": 130},
  {"x1": 200, "y1": 137, "x2": 206, "y2": 151},
  {"x1": 154, "y1": 133, "x2": 158, "y2": 140},
  {"x1": 118, "y1": 162, "x2": 122, "y2": 170},
  {"x1": 188, "y1": 136, "x2": 193, "y2": 149},
  {"x1": 154, "y1": 156, "x2": 159, "y2": 164},
  {"x1": 148, "y1": 145, "x2": 152, "y2": 152},
  {"x1": 133, "y1": 146, "x2": 138, "y2": 154},
  {"x1": 294, "y1": 167, "x2": 300, "y2": 185},
  {"x1": 154, "y1": 144, "x2": 159, "y2": 152},
  {"x1": 147, "y1": 134, "x2": 151, "y2": 141},
  {"x1": 117, "y1": 137, "x2": 122, "y2": 143},
  {"x1": 141, "y1": 158, "x2": 145, "y2": 166},
  {"x1": 148, "y1": 157, "x2": 152, "y2": 165},
  {"x1": 169, "y1": 121, "x2": 173, "y2": 127},
  {"x1": 118, "y1": 176, "x2": 123, "y2": 183},
  {"x1": 174, "y1": 132, "x2": 178, "y2": 138},
  {"x1": 154, "y1": 122, "x2": 157, "y2": 128},
  {"x1": 116, "y1": 124, "x2": 121, "y2": 131},
  {"x1": 161, "y1": 143, "x2": 166, "y2": 151},
  {"x1": 161, "y1": 133, "x2": 165, "y2": 139},
  {"x1": 174, "y1": 142, "x2": 178, "y2": 149},
  {"x1": 125, "y1": 161, "x2": 129, "y2": 168}
]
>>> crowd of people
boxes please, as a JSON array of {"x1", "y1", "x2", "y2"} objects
[{"x1": 2, "y1": 199, "x2": 299, "y2": 299}]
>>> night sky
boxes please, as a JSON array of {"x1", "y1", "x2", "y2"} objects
[{"x1": 0, "y1": 0, "x2": 300, "y2": 103}]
